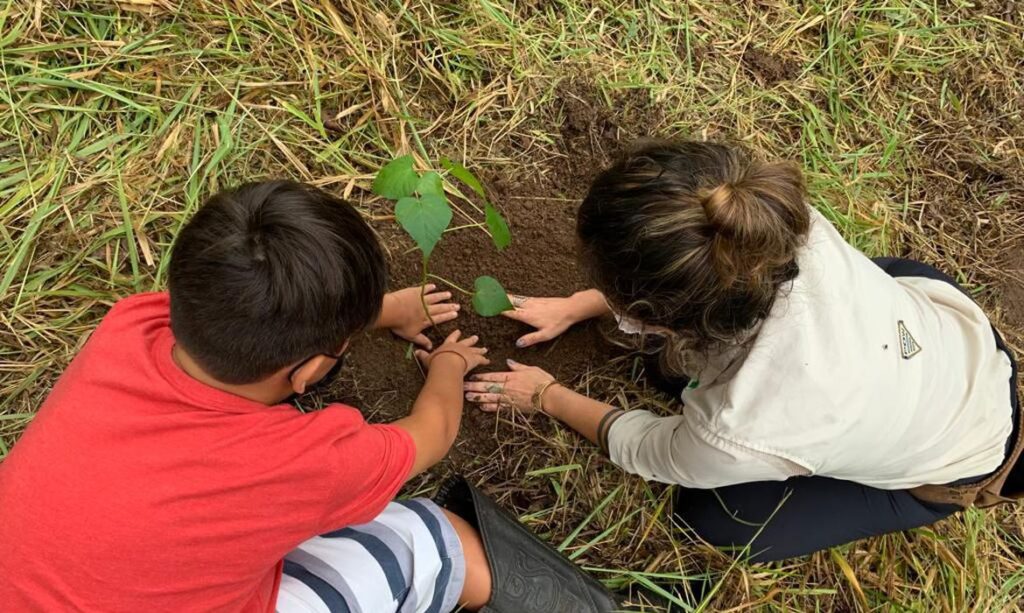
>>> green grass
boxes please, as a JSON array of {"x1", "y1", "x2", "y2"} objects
[{"x1": 2, "y1": 0, "x2": 1022, "y2": 610}]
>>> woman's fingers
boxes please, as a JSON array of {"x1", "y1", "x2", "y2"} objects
[
  {"x1": 465, "y1": 392, "x2": 508, "y2": 406},
  {"x1": 444, "y1": 329, "x2": 462, "y2": 343},
  {"x1": 469, "y1": 372, "x2": 512, "y2": 383},
  {"x1": 459, "y1": 334, "x2": 480, "y2": 346},
  {"x1": 464, "y1": 381, "x2": 502, "y2": 393},
  {"x1": 477, "y1": 402, "x2": 501, "y2": 413},
  {"x1": 515, "y1": 330, "x2": 552, "y2": 348},
  {"x1": 506, "y1": 359, "x2": 529, "y2": 371},
  {"x1": 412, "y1": 334, "x2": 432, "y2": 349}
]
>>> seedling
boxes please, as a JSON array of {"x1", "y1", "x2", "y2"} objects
[{"x1": 372, "y1": 155, "x2": 514, "y2": 317}]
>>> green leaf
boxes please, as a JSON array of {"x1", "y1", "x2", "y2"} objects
[
  {"x1": 440, "y1": 156, "x2": 485, "y2": 199},
  {"x1": 417, "y1": 171, "x2": 445, "y2": 197},
  {"x1": 484, "y1": 202, "x2": 511, "y2": 250},
  {"x1": 373, "y1": 155, "x2": 419, "y2": 199},
  {"x1": 395, "y1": 194, "x2": 452, "y2": 259},
  {"x1": 472, "y1": 275, "x2": 514, "y2": 316}
]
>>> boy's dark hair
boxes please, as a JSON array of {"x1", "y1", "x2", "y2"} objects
[{"x1": 168, "y1": 180, "x2": 387, "y2": 384}]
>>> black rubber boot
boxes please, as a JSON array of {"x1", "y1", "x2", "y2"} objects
[{"x1": 436, "y1": 477, "x2": 620, "y2": 613}]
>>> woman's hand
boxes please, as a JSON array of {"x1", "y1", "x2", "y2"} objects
[
  {"x1": 463, "y1": 360, "x2": 555, "y2": 412},
  {"x1": 415, "y1": 330, "x2": 489, "y2": 375},
  {"x1": 501, "y1": 290, "x2": 610, "y2": 348},
  {"x1": 380, "y1": 284, "x2": 460, "y2": 348}
]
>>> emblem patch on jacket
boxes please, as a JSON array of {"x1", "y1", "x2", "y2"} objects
[{"x1": 897, "y1": 320, "x2": 922, "y2": 359}]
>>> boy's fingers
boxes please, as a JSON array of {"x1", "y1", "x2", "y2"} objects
[
  {"x1": 414, "y1": 349, "x2": 429, "y2": 362},
  {"x1": 423, "y1": 284, "x2": 437, "y2": 292},
  {"x1": 429, "y1": 303, "x2": 460, "y2": 315},
  {"x1": 459, "y1": 334, "x2": 479, "y2": 346},
  {"x1": 432, "y1": 311, "x2": 459, "y2": 324},
  {"x1": 425, "y1": 291, "x2": 453, "y2": 304},
  {"x1": 445, "y1": 329, "x2": 462, "y2": 343},
  {"x1": 412, "y1": 334, "x2": 432, "y2": 349}
]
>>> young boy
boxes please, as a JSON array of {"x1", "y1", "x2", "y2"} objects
[{"x1": 0, "y1": 181, "x2": 499, "y2": 612}]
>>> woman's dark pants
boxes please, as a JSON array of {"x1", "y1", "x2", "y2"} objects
[{"x1": 671, "y1": 258, "x2": 1020, "y2": 562}]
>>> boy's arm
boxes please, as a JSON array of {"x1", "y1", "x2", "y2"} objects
[
  {"x1": 376, "y1": 285, "x2": 461, "y2": 349},
  {"x1": 392, "y1": 331, "x2": 489, "y2": 477}
]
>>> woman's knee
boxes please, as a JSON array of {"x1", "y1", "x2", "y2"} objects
[{"x1": 673, "y1": 487, "x2": 764, "y2": 551}]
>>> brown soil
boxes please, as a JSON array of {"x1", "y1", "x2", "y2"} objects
[
  {"x1": 742, "y1": 46, "x2": 800, "y2": 84},
  {"x1": 999, "y1": 243, "x2": 1024, "y2": 330}
]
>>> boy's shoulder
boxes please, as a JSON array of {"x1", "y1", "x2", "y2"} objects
[
  {"x1": 108, "y1": 291, "x2": 169, "y2": 317},
  {"x1": 93, "y1": 292, "x2": 170, "y2": 337}
]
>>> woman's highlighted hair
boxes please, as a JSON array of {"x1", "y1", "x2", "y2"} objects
[{"x1": 578, "y1": 140, "x2": 810, "y2": 374}]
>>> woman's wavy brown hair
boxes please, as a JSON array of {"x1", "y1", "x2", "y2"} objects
[{"x1": 577, "y1": 140, "x2": 811, "y2": 375}]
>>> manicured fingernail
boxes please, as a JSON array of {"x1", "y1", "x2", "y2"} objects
[
  {"x1": 507, "y1": 359, "x2": 518, "y2": 365},
  {"x1": 515, "y1": 339, "x2": 525, "y2": 347}
]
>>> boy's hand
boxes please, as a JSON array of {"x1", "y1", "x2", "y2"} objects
[
  {"x1": 380, "y1": 284, "x2": 460, "y2": 349},
  {"x1": 415, "y1": 330, "x2": 489, "y2": 375}
]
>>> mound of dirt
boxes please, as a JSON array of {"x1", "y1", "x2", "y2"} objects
[
  {"x1": 742, "y1": 46, "x2": 800, "y2": 84},
  {"x1": 333, "y1": 163, "x2": 623, "y2": 472}
]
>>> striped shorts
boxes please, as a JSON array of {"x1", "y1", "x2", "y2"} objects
[{"x1": 276, "y1": 499, "x2": 466, "y2": 613}]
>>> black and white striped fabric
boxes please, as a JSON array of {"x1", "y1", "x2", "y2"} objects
[{"x1": 276, "y1": 499, "x2": 465, "y2": 613}]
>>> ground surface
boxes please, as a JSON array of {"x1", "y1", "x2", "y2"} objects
[{"x1": 2, "y1": 1, "x2": 1023, "y2": 610}]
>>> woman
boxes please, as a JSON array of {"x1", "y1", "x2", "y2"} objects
[{"x1": 465, "y1": 141, "x2": 1022, "y2": 562}]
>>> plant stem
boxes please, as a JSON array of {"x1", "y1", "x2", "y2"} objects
[
  {"x1": 420, "y1": 256, "x2": 436, "y2": 327},
  {"x1": 426, "y1": 273, "x2": 473, "y2": 296}
]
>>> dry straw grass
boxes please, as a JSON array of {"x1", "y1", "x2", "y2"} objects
[{"x1": 2, "y1": 0, "x2": 1023, "y2": 610}]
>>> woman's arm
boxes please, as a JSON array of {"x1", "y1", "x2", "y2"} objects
[
  {"x1": 501, "y1": 289, "x2": 611, "y2": 348},
  {"x1": 465, "y1": 360, "x2": 624, "y2": 452},
  {"x1": 467, "y1": 362, "x2": 804, "y2": 487},
  {"x1": 540, "y1": 384, "x2": 624, "y2": 451}
]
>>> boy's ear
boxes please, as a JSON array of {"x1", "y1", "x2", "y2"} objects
[{"x1": 290, "y1": 355, "x2": 334, "y2": 395}]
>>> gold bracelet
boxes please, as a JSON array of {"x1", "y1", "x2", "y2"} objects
[{"x1": 532, "y1": 379, "x2": 560, "y2": 414}]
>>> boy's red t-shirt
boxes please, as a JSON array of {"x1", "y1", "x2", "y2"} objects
[{"x1": 0, "y1": 293, "x2": 416, "y2": 611}]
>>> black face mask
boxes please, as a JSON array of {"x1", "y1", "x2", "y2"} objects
[
  {"x1": 286, "y1": 349, "x2": 347, "y2": 402},
  {"x1": 313, "y1": 354, "x2": 346, "y2": 389}
]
